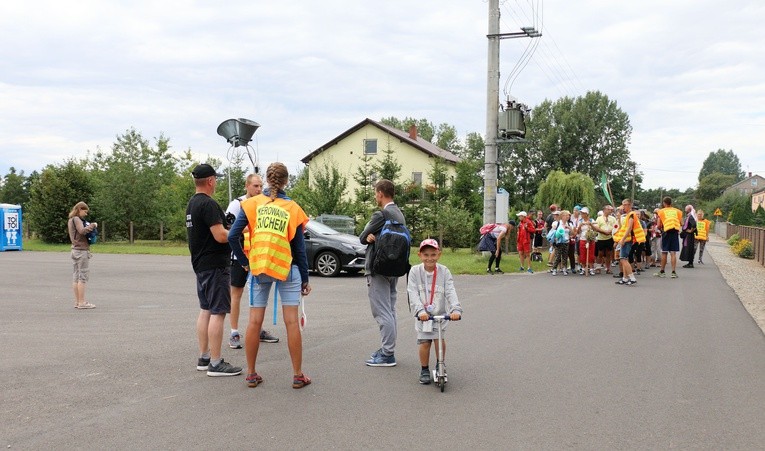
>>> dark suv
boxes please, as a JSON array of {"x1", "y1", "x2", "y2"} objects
[{"x1": 304, "y1": 220, "x2": 366, "y2": 277}]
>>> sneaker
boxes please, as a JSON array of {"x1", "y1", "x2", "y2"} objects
[
  {"x1": 613, "y1": 272, "x2": 623, "y2": 278},
  {"x1": 260, "y1": 329, "x2": 279, "y2": 343},
  {"x1": 229, "y1": 332, "x2": 242, "y2": 349},
  {"x1": 419, "y1": 368, "x2": 432, "y2": 384},
  {"x1": 578, "y1": 268, "x2": 585, "y2": 275},
  {"x1": 245, "y1": 372, "x2": 263, "y2": 388},
  {"x1": 292, "y1": 373, "x2": 312, "y2": 389},
  {"x1": 589, "y1": 269, "x2": 596, "y2": 276},
  {"x1": 369, "y1": 348, "x2": 383, "y2": 359},
  {"x1": 654, "y1": 271, "x2": 666, "y2": 278},
  {"x1": 611, "y1": 261, "x2": 619, "y2": 267},
  {"x1": 562, "y1": 270, "x2": 569, "y2": 276},
  {"x1": 671, "y1": 271, "x2": 678, "y2": 279},
  {"x1": 551, "y1": 270, "x2": 557, "y2": 276},
  {"x1": 494, "y1": 268, "x2": 503, "y2": 274},
  {"x1": 207, "y1": 359, "x2": 242, "y2": 377},
  {"x1": 527, "y1": 268, "x2": 534, "y2": 274},
  {"x1": 365, "y1": 352, "x2": 396, "y2": 367},
  {"x1": 519, "y1": 267, "x2": 525, "y2": 272},
  {"x1": 197, "y1": 357, "x2": 210, "y2": 371},
  {"x1": 626, "y1": 279, "x2": 637, "y2": 286},
  {"x1": 682, "y1": 263, "x2": 694, "y2": 269},
  {"x1": 698, "y1": 260, "x2": 704, "y2": 265},
  {"x1": 486, "y1": 268, "x2": 493, "y2": 274},
  {"x1": 615, "y1": 279, "x2": 628, "y2": 285}
]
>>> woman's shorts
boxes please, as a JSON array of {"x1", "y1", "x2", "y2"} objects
[
  {"x1": 249, "y1": 266, "x2": 302, "y2": 308},
  {"x1": 71, "y1": 249, "x2": 91, "y2": 282}
]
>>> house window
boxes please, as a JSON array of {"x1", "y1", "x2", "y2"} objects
[
  {"x1": 364, "y1": 139, "x2": 377, "y2": 155},
  {"x1": 412, "y1": 172, "x2": 423, "y2": 186}
]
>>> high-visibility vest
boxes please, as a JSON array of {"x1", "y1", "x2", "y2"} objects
[
  {"x1": 658, "y1": 207, "x2": 682, "y2": 231},
  {"x1": 696, "y1": 219, "x2": 711, "y2": 241},
  {"x1": 613, "y1": 210, "x2": 646, "y2": 244},
  {"x1": 240, "y1": 194, "x2": 309, "y2": 281}
]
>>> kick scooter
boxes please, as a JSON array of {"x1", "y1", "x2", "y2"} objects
[{"x1": 423, "y1": 315, "x2": 459, "y2": 392}]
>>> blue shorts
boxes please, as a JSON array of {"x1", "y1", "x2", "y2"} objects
[
  {"x1": 249, "y1": 266, "x2": 302, "y2": 308},
  {"x1": 661, "y1": 230, "x2": 680, "y2": 252},
  {"x1": 195, "y1": 267, "x2": 231, "y2": 314},
  {"x1": 619, "y1": 242, "x2": 632, "y2": 259}
]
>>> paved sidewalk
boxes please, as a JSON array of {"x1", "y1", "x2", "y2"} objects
[
  {"x1": 705, "y1": 233, "x2": 765, "y2": 333},
  {"x1": 1, "y1": 250, "x2": 764, "y2": 449}
]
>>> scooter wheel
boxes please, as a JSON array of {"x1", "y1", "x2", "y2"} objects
[{"x1": 438, "y1": 377, "x2": 445, "y2": 392}]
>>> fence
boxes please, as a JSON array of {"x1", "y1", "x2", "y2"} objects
[{"x1": 717, "y1": 221, "x2": 765, "y2": 267}]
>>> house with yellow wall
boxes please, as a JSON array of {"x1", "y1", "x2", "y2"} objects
[{"x1": 301, "y1": 118, "x2": 460, "y2": 201}]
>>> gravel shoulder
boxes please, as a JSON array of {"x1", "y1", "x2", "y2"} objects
[{"x1": 706, "y1": 233, "x2": 765, "y2": 334}]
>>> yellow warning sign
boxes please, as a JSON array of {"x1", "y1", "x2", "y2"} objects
[{"x1": 714, "y1": 208, "x2": 723, "y2": 216}]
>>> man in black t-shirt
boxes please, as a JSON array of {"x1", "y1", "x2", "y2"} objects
[{"x1": 186, "y1": 163, "x2": 242, "y2": 377}]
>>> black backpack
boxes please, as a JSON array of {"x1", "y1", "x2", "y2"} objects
[{"x1": 371, "y1": 209, "x2": 411, "y2": 277}]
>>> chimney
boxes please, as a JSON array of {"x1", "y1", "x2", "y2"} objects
[{"x1": 408, "y1": 125, "x2": 417, "y2": 140}]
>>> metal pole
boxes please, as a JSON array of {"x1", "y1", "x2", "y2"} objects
[{"x1": 483, "y1": 0, "x2": 500, "y2": 225}]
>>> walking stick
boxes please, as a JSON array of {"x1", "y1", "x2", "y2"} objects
[{"x1": 585, "y1": 241, "x2": 590, "y2": 276}]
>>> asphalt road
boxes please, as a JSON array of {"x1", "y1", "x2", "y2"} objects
[{"x1": 1, "y1": 250, "x2": 764, "y2": 450}]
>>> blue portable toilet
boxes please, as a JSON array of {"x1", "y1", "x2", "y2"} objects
[{"x1": 0, "y1": 203, "x2": 23, "y2": 251}]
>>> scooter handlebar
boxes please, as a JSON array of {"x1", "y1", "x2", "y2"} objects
[{"x1": 418, "y1": 315, "x2": 460, "y2": 321}]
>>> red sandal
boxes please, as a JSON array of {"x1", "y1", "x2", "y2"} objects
[
  {"x1": 292, "y1": 373, "x2": 311, "y2": 389},
  {"x1": 245, "y1": 373, "x2": 263, "y2": 388}
]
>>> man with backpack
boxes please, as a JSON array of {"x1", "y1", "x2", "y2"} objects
[{"x1": 359, "y1": 179, "x2": 409, "y2": 367}]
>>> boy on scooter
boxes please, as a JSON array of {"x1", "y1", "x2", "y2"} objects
[{"x1": 407, "y1": 239, "x2": 463, "y2": 385}]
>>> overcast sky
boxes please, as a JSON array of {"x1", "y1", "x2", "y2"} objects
[{"x1": 1, "y1": 0, "x2": 763, "y2": 190}]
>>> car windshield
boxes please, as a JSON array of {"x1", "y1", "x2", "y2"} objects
[{"x1": 307, "y1": 220, "x2": 341, "y2": 235}]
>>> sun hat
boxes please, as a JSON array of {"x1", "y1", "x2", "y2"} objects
[
  {"x1": 581, "y1": 207, "x2": 590, "y2": 214},
  {"x1": 516, "y1": 211, "x2": 527, "y2": 217}
]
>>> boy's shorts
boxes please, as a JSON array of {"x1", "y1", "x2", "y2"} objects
[
  {"x1": 195, "y1": 267, "x2": 231, "y2": 314},
  {"x1": 249, "y1": 266, "x2": 302, "y2": 308},
  {"x1": 517, "y1": 241, "x2": 531, "y2": 253}
]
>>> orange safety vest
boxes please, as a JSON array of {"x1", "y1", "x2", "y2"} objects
[
  {"x1": 658, "y1": 207, "x2": 682, "y2": 231},
  {"x1": 613, "y1": 210, "x2": 646, "y2": 244},
  {"x1": 240, "y1": 194, "x2": 309, "y2": 281},
  {"x1": 696, "y1": 219, "x2": 711, "y2": 241}
]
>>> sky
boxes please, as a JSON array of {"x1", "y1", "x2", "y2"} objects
[{"x1": 1, "y1": 0, "x2": 763, "y2": 191}]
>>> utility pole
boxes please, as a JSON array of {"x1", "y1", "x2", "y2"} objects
[
  {"x1": 631, "y1": 162, "x2": 636, "y2": 203},
  {"x1": 483, "y1": 0, "x2": 500, "y2": 226},
  {"x1": 483, "y1": 1, "x2": 540, "y2": 225}
]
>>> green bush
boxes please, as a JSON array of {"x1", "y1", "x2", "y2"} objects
[
  {"x1": 727, "y1": 234, "x2": 740, "y2": 245},
  {"x1": 732, "y1": 238, "x2": 754, "y2": 259}
]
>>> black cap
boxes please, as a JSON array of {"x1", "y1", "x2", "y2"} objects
[{"x1": 192, "y1": 164, "x2": 224, "y2": 179}]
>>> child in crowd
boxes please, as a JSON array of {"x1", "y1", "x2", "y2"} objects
[{"x1": 408, "y1": 239, "x2": 463, "y2": 385}]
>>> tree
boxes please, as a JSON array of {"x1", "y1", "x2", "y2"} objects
[
  {"x1": 534, "y1": 170, "x2": 597, "y2": 212},
  {"x1": 698, "y1": 149, "x2": 744, "y2": 182},
  {"x1": 289, "y1": 160, "x2": 352, "y2": 217},
  {"x1": 0, "y1": 167, "x2": 28, "y2": 206},
  {"x1": 27, "y1": 160, "x2": 94, "y2": 243},
  {"x1": 90, "y1": 129, "x2": 179, "y2": 240},
  {"x1": 510, "y1": 91, "x2": 634, "y2": 205},
  {"x1": 352, "y1": 152, "x2": 375, "y2": 205},
  {"x1": 372, "y1": 136, "x2": 402, "y2": 185},
  {"x1": 696, "y1": 173, "x2": 737, "y2": 202}
]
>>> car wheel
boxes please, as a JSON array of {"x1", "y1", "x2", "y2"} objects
[{"x1": 315, "y1": 251, "x2": 341, "y2": 277}]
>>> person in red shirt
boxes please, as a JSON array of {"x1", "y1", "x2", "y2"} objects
[{"x1": 516, "y1": 211, "x2": 536, "y2": 273}]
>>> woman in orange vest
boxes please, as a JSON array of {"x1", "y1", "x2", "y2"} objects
[
  {"x1": 613, "y1": 198, "x2": 646, "y2": 285},
  {"x1": 228, "y1": 162, "x2": 313, "y2": 390},
  {"x1": 695, "y1": 209, "x2": 711, "y2": 264}
]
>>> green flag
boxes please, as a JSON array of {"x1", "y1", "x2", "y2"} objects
[{"x1": 600, "y1": 172, "x2": 613, "y2": 205}]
